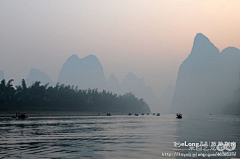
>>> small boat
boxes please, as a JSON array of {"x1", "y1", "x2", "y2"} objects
[
  {"x1": 106, "y1": 113, "x2": 111, "y2": 116},
  {"x1": 12, "y1": 112, "x2": 28, "y2": 119},
  {"x1": 128, "y1": 113, "x2": 132, "y2": 116},
  {"x1": 152, "y1": 113, "x2": 155, "y2": 115},
  {"x1": 141, "y1": 113, "x2": 144, "y2": 115},
  {"x1": 156, "y1": 113, "x2": 160, "y2": 116},
  {"x1": 176, "y1": 113, "x2": 182, "y2": 119},
  {"x1": 135, "y1": 113, "x2": 139, "y2": 116}
]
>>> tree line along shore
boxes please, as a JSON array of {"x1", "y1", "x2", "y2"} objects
[{"x1": 0, "y1": 79, "x2": 150, "y2": 113}]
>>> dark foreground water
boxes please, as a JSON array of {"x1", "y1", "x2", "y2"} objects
[{"x1": 0, "y1": 114, "x2": 239, "y2": 159}]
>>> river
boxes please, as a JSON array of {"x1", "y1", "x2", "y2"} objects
[{"x1": 0, "y1": 114, "x2": 239, "y2": 159}]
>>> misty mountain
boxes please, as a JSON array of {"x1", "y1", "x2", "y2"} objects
[
  {"x1": 121, "y1": 73, "x2": 159, "y2": 112},
  {"x1": 107, "y1": 73, "x2": 123, "y2": 93},
  {"x1": 0, "y1": 70, "x2": 4, "y2": 81},
  {"x1": 26, "y1": 68, "x2": 53, "y2": 86},
  {"x1": 222, "y1": 73, "x2": 240, "y2": 115},
  {"x1": 171, "y1": 33, "x2": 240, "y2": 114},
  {"x1": 108, "y1": 73, "x2": 119, "y2": 87},
  {"x1": 57, "y1": 54, "x2": 162, "y2": 112},
  {"x1": 160, "y1": 84, "x2": 175, "y2": 113},
  {"x1": 57, "y1": 54, "x2": 106, "y2": 90},
  {"x1": 121, "y1": 72, "x2": 148, "y2": 93},
  {"x1": 106, "y1": 72, "x2": 160, "y2": 112}
]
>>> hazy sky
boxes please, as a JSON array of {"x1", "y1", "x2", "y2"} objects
[{"x1": 0, "y1": 0, "x2": 240, "y2": 97}]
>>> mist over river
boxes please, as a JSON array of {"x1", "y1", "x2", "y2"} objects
[{"x1": 0, "y1": 113, "x2": 239, "y2": 159}]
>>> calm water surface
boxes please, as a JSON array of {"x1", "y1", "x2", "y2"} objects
[{"x1": 0, "y1": 114, "x2": 239, "y2": 159}]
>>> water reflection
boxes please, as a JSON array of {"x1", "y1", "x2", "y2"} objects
[
  {"x1": 174, "y1": 115, "x2": 240, "y2": 159},
  {"x1": 0, "y1": 114, "x2": 239, "y2": 158}
]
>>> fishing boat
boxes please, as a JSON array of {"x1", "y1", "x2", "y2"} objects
[
  {"x1": 156, "y1": 113, "x2": 160, "y2": 116},
  {"x1": 176, "y1": 113, "x2": 182, "y2": 119},
  {"x1": 12, "y1": 112, "x2": 28, "y2": 119},
  {"x1": 135, "y1": 113, "x2": 139, "y2": 116}
]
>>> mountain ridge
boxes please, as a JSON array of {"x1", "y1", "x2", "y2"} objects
[
  {"x1": 26, "y1": 68, "x2": 53, "y2": 86},
  {"x1": 171, "y1": 33, "x2": 240, "y2": 114}
]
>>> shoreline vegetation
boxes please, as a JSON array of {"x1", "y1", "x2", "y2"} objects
[{"x1": 0, "y1": 79, "x2": 150, "y2": 113}]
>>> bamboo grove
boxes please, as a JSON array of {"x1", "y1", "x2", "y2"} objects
[{"x1": 0, "y1": 79, "x2": 150, "y2": 113}]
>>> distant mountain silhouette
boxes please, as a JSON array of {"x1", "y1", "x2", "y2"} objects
[
  {"x1": 107, "y1": 73, "x2": 123, "y2": 94},
  {"x1": 222, "y1": 71, "x2": 240, "y2": 115},
  {"x1": 58, "y1": 54, "x2": 162, "y2": 112},
  {"x1": 26, "y1": 68, "x2": 53, "y2": 86},
  {"x1": 160, "y1": 84, "x2": 175, "y2": 113},
  {"x1": 0, "y1": 70, "x2": 4, "y2": 80},
  {"x1": 57, "y1": 54, "x2": 106, "y2": 90},
  {"x1": 122, "y1": 72, "x2": 148, "y2": 93},
  {"x1": 106, "y1": 72, "x2": 160, "y2": 112},
  {"x1": 171, "y1": 33, "x2": 240, "y2": 114},
  {"x1": 108, "y1": 73, "x2": 119, "y2": 86}
]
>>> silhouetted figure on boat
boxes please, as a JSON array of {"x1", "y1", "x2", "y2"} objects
[
  {"x1": 176, "y1": 113, "x2": 182, "y2": 119},
  {"x1": 12, "y1": 112, "x2": 28, "y2": 119},
  {"x1": 106, "y1": 113, "x2": 111, "y2": 116}
]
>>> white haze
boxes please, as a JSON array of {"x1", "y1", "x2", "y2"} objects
[{"x1": 1, "y1": 1, "x2": 240, "y2": 113}]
